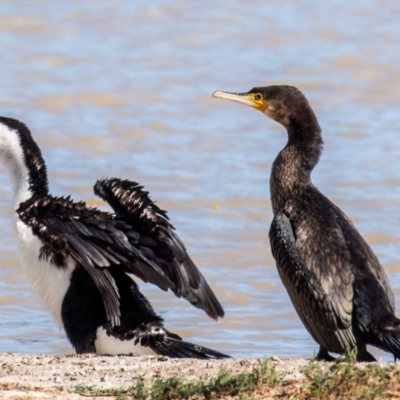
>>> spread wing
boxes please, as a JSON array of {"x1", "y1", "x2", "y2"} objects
[
  {"x1": 17, "y1": 195, "x2": 175, "y2": 327},
  {"x1": 269, "y1": 212, "x2": 355, "y2": 350},
  {"x1": 93, "y1": 178, "x2": 224, "y2": 320}
]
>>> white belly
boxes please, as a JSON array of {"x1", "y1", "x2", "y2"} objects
[
  {"x1": 15, "y1": 219, "x2": 74, "y2": 328},
  {"x1": 95, "y1": 327, "x2": 157, "y2": 356}
]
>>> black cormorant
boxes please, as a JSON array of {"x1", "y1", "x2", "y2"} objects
[
  {"x1": 0, "y1": 116, "x2": 227, "y2": 358},
  {"x1": 213, "y1": 85, "x2": 400, "y2": 361}
]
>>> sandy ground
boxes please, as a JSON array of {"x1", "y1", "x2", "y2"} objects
[{"x1": 0, "y1": 353, "x2": 312, "y2": 399}]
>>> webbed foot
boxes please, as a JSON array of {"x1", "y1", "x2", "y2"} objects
[
  {"x1": 316, "y1": 346, "x2": 336, "y2": 362},
  {"x1": 356, "y1": 349, "x2": 376, "y2": 362}
]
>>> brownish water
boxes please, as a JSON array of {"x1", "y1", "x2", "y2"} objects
[{"x1": 0, "y1": 1, "x2": 400, "y2": 360}]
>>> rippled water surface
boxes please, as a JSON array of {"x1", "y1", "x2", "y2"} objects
[{"x1": 0, "y1": 0, "x2": 400, "y2": 360}]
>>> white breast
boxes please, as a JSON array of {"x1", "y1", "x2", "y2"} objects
[
  {"x1": 15, "y1": 219, "x2": 74, "y2": 329},
  {"x1": 95, "y1": 327, "x2": 157, "y2": 356},
  {"x1": 0, "y1": 121, "x2": 74, "y2": 331}
]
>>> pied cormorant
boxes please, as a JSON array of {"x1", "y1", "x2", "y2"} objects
[{"x1": 0, "y1": 116, "x2": 227, "y2": 359}]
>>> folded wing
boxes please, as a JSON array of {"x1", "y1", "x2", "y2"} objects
[{"x1": 269, "y1": 212, "x2": 356, "y2": 352}]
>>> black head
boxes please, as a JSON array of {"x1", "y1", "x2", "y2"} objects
[{"x1": 213, "y1": 85, "x2": 319, "y2": 133}]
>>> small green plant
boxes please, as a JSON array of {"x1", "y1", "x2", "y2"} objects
[
  {"x1": 297, "y1": 357, "x2": 399, "y2": 400},
  {"x1": 74, "y1": 378, "x2": 147, "y2": 399},
  {"x1": 73, "y1": 359, "x2": 281, "y2": 399}
]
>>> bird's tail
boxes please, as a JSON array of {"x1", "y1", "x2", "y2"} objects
[
  {"x1": 373, "y1": 314, "x2": 400, "y2": 360},
  {"x1": 148, "y1": 330, "x2": 230, "y2": 359}
]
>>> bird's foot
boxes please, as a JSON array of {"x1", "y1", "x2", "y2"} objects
[
  {"x1": 316, "y1": 347, "x2": 336, "y2": 362},
  {"x1": 356, "y1": 349, "x2": 376, "y2": 362}
]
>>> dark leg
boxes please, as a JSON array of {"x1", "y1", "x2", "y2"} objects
[
  {"x1": 316, "y1": 346, "x2": 336, "y2": 361},
  {"x1": 356, "y1": 348, "x2": 376, "y2": 362}
]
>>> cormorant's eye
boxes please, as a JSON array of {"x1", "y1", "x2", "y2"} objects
[{"x1": 254, "y1": 93, "x2": 263, "y2": 101}]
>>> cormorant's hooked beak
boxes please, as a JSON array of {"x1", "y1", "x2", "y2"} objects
[{"x1": 212, "y1": 91, "x2": 268, "y2": 113}]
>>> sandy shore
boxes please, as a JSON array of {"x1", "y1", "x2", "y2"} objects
[{"x1": 0, "y1": 353, "x2": 312, "y2": 399}]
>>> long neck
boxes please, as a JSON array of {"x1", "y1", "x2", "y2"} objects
[
  {"x1": 9, "y1": 155, "x2": 45, "y2": 213},
  {"x1": 16, "y1": 128, "x2": 49, "y2": 202},
  {"x1": 0, "y1": 122, "x2": 49, "y2": 211},
  {"x1": 270, "y1": 121, "x2": 323, "y2": 214}
]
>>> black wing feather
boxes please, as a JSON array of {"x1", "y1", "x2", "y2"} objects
[
  {"x1": 94, "y1": 177, "x2": 224, "y2": 320},
  {"x1": 269, "y1": 212, "x2": 356, "y2": 353},
  {"x1": 17, "y1": 195, "x2": 176, "y2": 326},
  {"x1": 113, "y1": 321, "x2": 230, "y2": 359}
]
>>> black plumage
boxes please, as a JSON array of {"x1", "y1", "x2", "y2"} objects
[
  {"x1": 213, "y1": 85, "x2": 400, "y2": 361},
  {"x1": 17, "y1": 194, "x2": 176, "y2": 327},
  {"x1": 94, "y1": 178, "x2": 224, "y2": 320},
  {"x1": 0, "y1": 116, "x2": 227, "y2": 358},
  {"x1": 62, "y1": 265, "x2": 225, "y2": 358}
]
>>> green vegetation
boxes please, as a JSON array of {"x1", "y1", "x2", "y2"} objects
[
  {"x1": 299, "y1": 355, "x2": 399, "y2": 400},
  {"x1": 74, "y1": 379, "x2": 147, "y2": 399},
  {"x1": 73, "y1": 359, "x2": 280, "y2": 399},
  {"x1": 73, "y1": 357, "x2": 400, "y2": 399}
]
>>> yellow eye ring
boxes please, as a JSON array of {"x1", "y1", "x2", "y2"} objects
[{"x1": 254, "y1": 94, "x2": 263, "y2": 101}]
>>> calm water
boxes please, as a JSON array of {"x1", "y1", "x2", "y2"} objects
[{"x1": 0, "y1": 0, "x2": 400, "y2": 360}]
